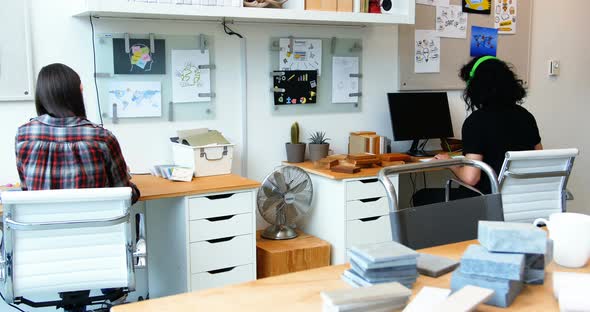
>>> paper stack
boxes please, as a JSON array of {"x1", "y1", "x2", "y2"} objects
[
  {"x1": 450, "y1": 221, "x2": 551, "y2": 308},
  {"x1": 343, "y1": 241, "x2": 419, "y2": 289},
  {"x1": 321, "y1": 282, "x2": 412, "y2": 312}
]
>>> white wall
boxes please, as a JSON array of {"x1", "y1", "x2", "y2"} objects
[{"x1": 525, "y1": 0, "x2": 589, "y2": 214}]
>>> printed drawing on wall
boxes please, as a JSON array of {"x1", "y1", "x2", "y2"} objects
[
  {"x1": 414, "y1": 30, "x2": 441, "y2": 73},
  {"x1": 436, "y1": 5, "x2": 468, "y2": 39}
]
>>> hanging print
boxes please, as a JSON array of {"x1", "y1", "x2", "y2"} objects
[{"x1": 462, "y1": 0, "x2": 491, "y2": 14}]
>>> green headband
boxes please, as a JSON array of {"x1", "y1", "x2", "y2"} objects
[{"x1": 469, "y1": 56, "x2": 498, "y2": 81}]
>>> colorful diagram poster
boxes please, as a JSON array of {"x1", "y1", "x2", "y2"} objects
[
  {"x1": 279, "y1": 38, "x2": 322, "y2": 76},
  {"x1": 414, "y1": 30, "x2": 441, "y2": 73},
  {"x1": 494, "y1": 0, "x2": 517, "y2": 34},
  {"x1": 171, "y1": 49, "x2": 211, "y2": 103},
  {"x1": 108, "y1": 81, "x2": 162, "y2": 118},
  {"x1": 462, "y1": 0, "x2": 491, "y2": 14},
  {"x1": 435, "y1": 5, "x2": 468, "y2": 39},
  {"x1": 112, "y1": 39, "x2": 166, "y2": 75},
  {"x1": 470, "y1": 26, "x2": 498, "y2": 57},
  {"x1": 273, "y1": 70, "x2": 317, "y2": 105}
]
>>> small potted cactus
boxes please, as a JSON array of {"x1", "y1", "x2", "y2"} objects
[
  {"x1": 285, "y1": 122, "x2": 306, "y2": 163},
  {"x1": 308, "y1": 131, "x2": 330, "y2": 161}
]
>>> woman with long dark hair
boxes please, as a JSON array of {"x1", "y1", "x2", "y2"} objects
[
  {"x1": 414, "y1": 56, "x2": 542, "y2": 205},
  {"x1": 15, "y1": 63, "x2": 140, "y2": 203}
]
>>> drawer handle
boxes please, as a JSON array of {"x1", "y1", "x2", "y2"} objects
[
  {"x1": 359, "y1": 178, "x2": 379, "y2": 184},
  {"x1": 206, "y1": 215, "x2": 235, "y2": 222},
  {"x1": 207, "y1": 236, "x2": 235, "y2": 244},
  {"x1": 207, "y1": 267, "x2": 236, "y2": 275},
  {"x1": 359, "y1": 197, "x2": 381, "y2": 203},
  {"x1": 359, "y1": 216, "x2": 381, "y2": 222},
  {"x1": 206, "y1": 193, "x2": 235, "y2": 200}
]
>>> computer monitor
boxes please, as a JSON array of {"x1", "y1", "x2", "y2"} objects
[{"x1": 387, "y1": 92, "x2": 454, "y2": 156}]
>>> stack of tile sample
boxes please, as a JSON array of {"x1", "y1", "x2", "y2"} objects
[
  {"x1": 343, "y1": 241, "x2": 419, "y2": 289},
  {"x1": 451, "y1": 221, "x2": 550, "y2": 308}
]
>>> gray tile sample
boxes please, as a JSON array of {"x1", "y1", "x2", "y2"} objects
[{"x1": 417, "y1": 253, "x2": 460, "y2": 277}]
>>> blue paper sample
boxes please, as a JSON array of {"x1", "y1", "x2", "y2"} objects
[
  {"x1": 470, "y1": 26, "x2": 498, "y2": 57},
  {"x1": 451, "y1": 270, "x2": 523, "y2": 308},
  {"x1": 460, "y1": 245, "x2": 524, "y2": 281},
  {"x1": 478, "y1": 221, "x2": 547, "y2": 254}
]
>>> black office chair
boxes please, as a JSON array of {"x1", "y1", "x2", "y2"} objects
[{"x1": 379, "y1": 159, "x2": 504, "y2": 249}]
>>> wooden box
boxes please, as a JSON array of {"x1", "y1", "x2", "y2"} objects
[
  {"x1": 337, "y1": 0, "x2": 353, "y2": 12},
  {"x1": 256, "y1": 230, "x2": 331, "y2": 278}
]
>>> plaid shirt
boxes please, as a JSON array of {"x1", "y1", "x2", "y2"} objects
[{"x1": 15, "y1": 114, "x2": 140, "y2": 203}]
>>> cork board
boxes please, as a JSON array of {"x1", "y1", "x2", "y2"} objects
[{"x1": 399, "y1": 0, "x2": 533, "y2": 90}]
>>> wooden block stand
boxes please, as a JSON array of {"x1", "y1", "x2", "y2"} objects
[{"x1": 256, "y1": 230, "x2": 331, "y2": 278}]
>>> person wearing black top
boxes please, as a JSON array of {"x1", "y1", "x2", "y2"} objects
[{"x1": 414, "y1": 56, "x2": 542, "y2": 205}]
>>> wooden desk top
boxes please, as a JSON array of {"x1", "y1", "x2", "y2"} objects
[
  {"x1": 284, "y1": 161, "x2": 384, "y2": 180},
  {"x1": 132, "y1": 174, "x2": 260, "y2": 201},
  {"x1": 112, "y1": 239, "x2": 589, "y2": 312}
]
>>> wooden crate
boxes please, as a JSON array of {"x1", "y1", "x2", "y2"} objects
[{"x1": 256, "y1": 230, "x2": 331, "y2": 278}]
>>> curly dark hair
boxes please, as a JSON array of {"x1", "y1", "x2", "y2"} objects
[{"x1": 459, "y1": 56, "x2": 526, "y2": 112}]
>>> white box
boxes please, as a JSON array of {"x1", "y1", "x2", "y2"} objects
[{"x1": 172, "y1": 142, "x2": 234, "y2": 177}]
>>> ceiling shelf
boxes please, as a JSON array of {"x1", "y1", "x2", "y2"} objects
[{"x1": 73, "y1": 0, "x2": 415, "y2": 26}]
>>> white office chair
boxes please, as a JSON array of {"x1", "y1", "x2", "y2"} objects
[
  {"x1": 498, "y1": 148, "x2": 578, "y2": 223},
  {"x1": 0, "y1": 187, "x2": 146, "y2": 312}
]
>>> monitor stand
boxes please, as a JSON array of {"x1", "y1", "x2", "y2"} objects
[{"x1": 406, "y1": 139, "x2": 437, "y2": 157}]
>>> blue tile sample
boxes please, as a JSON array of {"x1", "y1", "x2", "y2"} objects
[
  {"x1": 343, "y1": 269, "x2": 416, "y2": 289},
  {"x1": 460, "y1": 245, "x2": 525, "y2": 281},
  {"x1": 478, "y1": 221, "x2": 547, "y2": 254},
  {"x1": 451, "y1": 270, "x2": 523, "y2": 308},
  {"x1": 349, "y1": 250, "x2": 417, "y2": 270},
  {"x1": 349, "y1": 241, "x2": 419, "y2": 264},
  {"x1": 350, "y1": 259, "x2": 417, "y2": 281}
]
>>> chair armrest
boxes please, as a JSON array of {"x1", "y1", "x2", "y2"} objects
[
  {"x1": 566, "y1": 189, "x2": 574, "y2": 200},
  {"x1": 445, "y1": 179, "x2": 484, "y2": 202},
  {"x1": 134, "y1": 212, "x2": 147, "y2": 269}
]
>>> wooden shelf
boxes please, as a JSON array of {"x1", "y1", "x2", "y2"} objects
[{"x1": 73, "y1": 0, "x2": 415, "y2": 26}]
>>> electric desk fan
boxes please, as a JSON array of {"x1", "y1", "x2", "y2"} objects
[{"x1": 257, "y1": 166, "x2": 313, "y2": 240}]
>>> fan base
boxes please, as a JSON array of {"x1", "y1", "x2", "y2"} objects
[{"x1": 261, "y1": 225, "x2": 298, "y2": 240}]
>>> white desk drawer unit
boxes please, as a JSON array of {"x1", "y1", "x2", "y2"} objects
[
  {"x1": 345, "y1": 177, "x2": 395, "y2": 249},
  {"x1": 189, "y1": 192, "x2": 252, "y2": 220},
  {"x1": 190, "y1": 234, "x2": 254, "y2": 273},
  {"x1": 189, "y1": 213, "x2": 252, "y2": 242},
  {"x1": 346, "y1": 179, "x2": 387, "y2": 201},
  {"x1": 346, "y1": 215, "x2": 392, "y2": 248},
  {"x1": 191, "y1": 264, "x2": 254, "y2": 291},
  {"x1": 346, "y1": 197, "x2": 389, "y2": 220},
  {"x1": 187, "y1": 191, "x2": 256, "y2": 292}
]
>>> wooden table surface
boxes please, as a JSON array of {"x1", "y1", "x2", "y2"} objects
[
  {"x1": 284, "y1": 161, "x2": 384, "y2": 180},
  {"x1": 132, "y1": 174, "x2": 260, "y2": 201},
  {"x1": 112, "y1": 239, "x2": 589, "y2": 312}
]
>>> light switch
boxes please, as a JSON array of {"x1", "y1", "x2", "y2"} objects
[{"x1": 549, "y1": 60, "x2": 560, "y2": 76}]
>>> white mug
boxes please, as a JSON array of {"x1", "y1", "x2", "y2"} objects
[{"x1": 534, "y1": 213, "x2": 590, "y2": 268}]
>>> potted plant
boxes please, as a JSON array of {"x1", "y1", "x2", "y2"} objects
[
  {"x1": 285, "y1": 122, "x2": 306, "y2": 163},
  {"x1": 308, "y1": 131, "x2": 330, "y2": 161}
]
